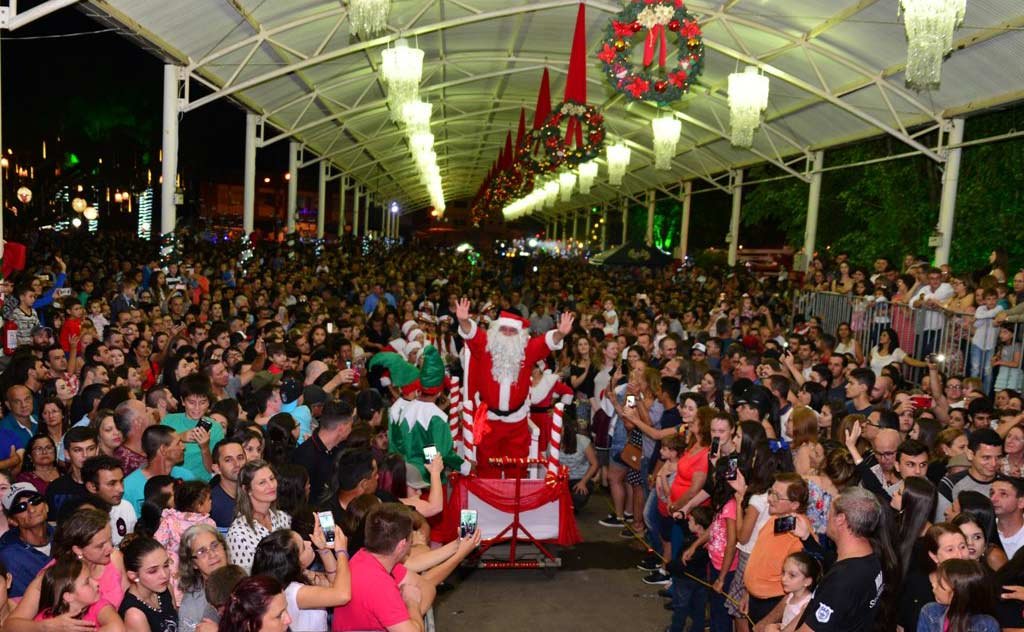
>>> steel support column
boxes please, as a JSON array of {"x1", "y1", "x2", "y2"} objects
[
  {"x1": 802, "y1": 151, "x2": 824, "y2": 271},
  {"x1": 935, "y1": 119, "x2": 965, "y2": 266},
  {"x1": 242, "y1": 113, "x2": 257, "y2": 236},
  {"x1": 679, "y1": 181, "x2": 692, "y2": 261},
  {"x1": 728, "y1": 170, "x2": 744, "y2": 267},
  {"x1": 287, "y1": 141, "x2": 299, "y2": 233},
  {"x1": 160, "y1": 65, "x2": 181, "y2": 238},
  {"x1": 338, "y1": 176, "x2": 348, "y2": 238}
]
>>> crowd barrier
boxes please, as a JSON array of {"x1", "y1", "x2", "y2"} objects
[{"x1": 793, "y1": 291, "x2": 1024, "y2": 390}]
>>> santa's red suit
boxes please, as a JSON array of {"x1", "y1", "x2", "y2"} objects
[
  {"x1": 529, "y1": 371, "x2": 573, "y2": 455},
  {"x1": 460, "y1": 314, "x2": 562, "y2": 477}
]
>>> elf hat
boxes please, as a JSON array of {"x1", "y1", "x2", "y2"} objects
[
  {"x1": 368, "y1": 352, "x2": 421, "y2": 396},
  {"x1": 418, "y1": 345, "x2": 446, "y2": 396}
]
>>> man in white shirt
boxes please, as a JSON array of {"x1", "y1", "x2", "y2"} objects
[
  {"x1": 992, "y1": 476, "x2": 1024, "y2": 559},
  {"x1": 911, "y1": 267, "x2": 954, "y2": 358},
  {"x1": 82, "y1": 455, "x2": 137, "y2": 545}
]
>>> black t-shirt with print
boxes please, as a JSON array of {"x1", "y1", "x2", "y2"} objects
[{"x1": 800, "y1": 554, "x2": 883, "y2": 631}]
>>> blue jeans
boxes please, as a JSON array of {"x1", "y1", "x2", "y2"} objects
[
  {"x1": 970, "y1": 344, "x2": 995, "y2": 395},
  {"x1": 709, "y1": 569, "x2": 735, "y2": 632},
  {"x1": 643, "y1": 491, "x2": 663, "y2": 551},
  {"x1": 669, "y1": 570, "x2": 708, "y2": 632}
]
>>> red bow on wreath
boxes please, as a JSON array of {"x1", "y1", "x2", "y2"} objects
[
  {"x1": 612, "y1": 20, "x2": 634, "y2": 38},
  {"x1": 597, "y1": 43, "x2": 617, "y2": 64},
  {"x1": 626, "y1": 76, "x2": 650, "y2": 98},
  {"x1": 643, "y1": 22, "x2": 668, "y2": 67}
]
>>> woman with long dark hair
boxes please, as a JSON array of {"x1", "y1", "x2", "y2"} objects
[
  {"x1": 891, "y1": 476, "x2": 937, "y2": 576},
  {"x1": 250, "y1": 525, "x2": 350, "y2": 632},
  {"x1": 918, "y1": 559, "x2": 999, "y2": 632},
  {"x1": 558, "y1": 411, "x2": 599, "y2": 512},
  {"x1": 16, "y1": 435, "x2": 61, "y2": 494},
  {"x1": 699, "y1": 370, "x2": 726, "y2": 411},
  {"x1": 219, "y1": 575, "x2": 291, "y2": 632}
]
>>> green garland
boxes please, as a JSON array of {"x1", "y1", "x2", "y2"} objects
[{"x1": 596, "y1": 0, "x2": 705, "y2": 105}]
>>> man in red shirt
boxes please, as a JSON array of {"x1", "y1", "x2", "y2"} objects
[{"x1": 332, "y1": 504, "x2": 425, "y2": 632}]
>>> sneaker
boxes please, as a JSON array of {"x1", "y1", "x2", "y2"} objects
[
  {"x1": 598, "y1": 514, "x2": 624, "y2": 527},
  {"x1": 619, "y1": 528, "x2": 635, "y2": 539},
  {"x1": 624, "y1": 512, "x2": 634, "y2": 521},
  {"x1": 643, "y1": 570, "x2": 672, "y2": 586},
  {"x1": 636, "y1": 554, "x2": 661, "y2": 571}
]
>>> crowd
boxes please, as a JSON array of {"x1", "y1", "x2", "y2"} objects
[{"x1": 0, "y1": 228, "x2": 1020, "y2": 632}]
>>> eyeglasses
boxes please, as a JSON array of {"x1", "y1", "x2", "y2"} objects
[
  {"x1": 192, "y1": 539, "x2": 223, "y2": 560},
  {"x1": 10, "y1": 494, "x2": 44, "y2": 514},
  {"x1": 31, "y1": 445, "x2": 55, "y2": 454}
]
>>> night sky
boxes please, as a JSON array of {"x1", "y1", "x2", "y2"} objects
[{"x1": 2, "y1": 5, "x2": 290, "y2": 182}]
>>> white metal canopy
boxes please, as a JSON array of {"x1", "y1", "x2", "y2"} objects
[{"x1": 78, "y1": 0, "x2": 1024, "y2": 213}]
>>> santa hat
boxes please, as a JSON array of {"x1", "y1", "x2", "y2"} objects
[
  {"x1": 418, "y1": 345, "x2": 446, "y2": 396},
  {"x1": 401, "y1": 320, "x2": 417, "y2": 337},
  {"x1": 495, "y1": 311, "x2": 529, "y2": 331},
  {"x1": 368, "y1": 352, "x2": 421, "y2": 396},
  {"x1": 406, "y1": 328, "x2": 424, "y2": 343}
]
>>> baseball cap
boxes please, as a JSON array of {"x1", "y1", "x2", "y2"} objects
[
  {"x1": 251, "y1": 371, "x2": 281, "y2": 392},
  {"x1": 302, "y1": 385, "x2": 327, "y2": 407},
  {"x1": 691, "y1": 342, "x2": 707, "y2": 354},
  {"x1": 279, "y1": 374, "x2": 303, "y2": 405},
  {"x1": 3, "y1": 482, "x2": 39, "y2": 512}
]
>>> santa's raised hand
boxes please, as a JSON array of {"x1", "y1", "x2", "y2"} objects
[
  {"x1": 551, "y1": 311, "x2": 574, "y2": 345},
  {"x1": 455, "y1": 297, "x2": 473, "y2": 333}
]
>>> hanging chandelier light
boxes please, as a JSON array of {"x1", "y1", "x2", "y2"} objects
[
  {"x1": 400, "y1": 100, "x2": 432, "y2": 134},
  {"x1": 651, "y1": 115, "x2": 681, "y2": 171},
  {"x1": 899, "y1": 0, "x2": 966, "y2": 89},
  {"x1": 578, "y1": 161, "x2": 598, "y2": 194},
  {"x1": 380, "y1": 39, "x2": 424, "y2": 120},
  {"x1": 727, "y1": 66, "x2": 770, "y2": 148},
  {"x1": 543, "y1": 181, "x2": 560, "y2": 208},
  {"x1": 348, "y1": 0, "x2": 391, "y2": 39},
  {"x1": 606, "y1": 142, "x2": 631, "y2": 185},
  {"x1": 559, "y1": 172, "x2": 577, "y2": 202}
]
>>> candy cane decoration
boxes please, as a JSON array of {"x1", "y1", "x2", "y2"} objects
[
  {"x1": 547, "y1": 402, "x2": 564, "y2": 478},
  {"x1": 448, "y1": 376, "x2": 461, "y2": 448},
  {"x1": 461, "y1": 396, "x2": 476, "y2": 463}
]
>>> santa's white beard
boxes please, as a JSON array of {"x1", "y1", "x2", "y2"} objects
[{"x1": 486, "y1": 323, "x2": 529, "y2": 384}]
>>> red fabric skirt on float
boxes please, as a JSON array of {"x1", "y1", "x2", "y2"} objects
[{"x1": 433, "y1": 471, "x2": 582, "y2": 546}]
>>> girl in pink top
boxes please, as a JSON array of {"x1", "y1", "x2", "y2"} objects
[
  {"x1": 33, "y1": 557, "x2": 121, "y2": 631},
  {"x1": 705, "y1": 458, "x2": 740, "y2": 632},
  {"x1": 153, "y1": 481, "x2": 216, "y2": 602}
]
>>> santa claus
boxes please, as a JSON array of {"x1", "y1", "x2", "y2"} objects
[{"x1": 455, "y1": 297, "x2": 573, "y2": 477}]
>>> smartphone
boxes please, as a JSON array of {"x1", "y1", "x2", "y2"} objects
[
  {"x1": 710, "y1": 437, "x2": 720, "y2": 458},
  {"x1": 625, "y1": 394, "x2": 637, "y2": 408},
  {"x1": 774, "y1": 516, "x2": 796, "y2": 534},
  {"x1": 909, "y1": 395, "x2": 933, "y2": 410},
  {"x1": 423, "y1": 446, "x2": 438, "y2": 462},
  {"x1": 725, "y1": 455, "x2": 739, "y2": 481},
  {"x1": 196, "y1": 418, "x2": 213, "y2": 433},
  {"x1": 459, "y1": 509, "x2": 478, "y2": 539},
  {"x1": 317, "y1": 511, "x2": 336, "y2": 545},
  {"x1": 54, "y1": 288, "x2": 73, "y2": 298},
  {"x1": 326, "y1": 323, "x2": 334, "y2": 334}
]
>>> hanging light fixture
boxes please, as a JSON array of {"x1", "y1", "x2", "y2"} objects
[
  {"x1": 727, "y1": 66, "x2": 770, "y2": 148},
  {"x1": 606, "y1": 142, "x2": 631, "y2": 185},
  {"x1": 400, "y1": 100, "x2": 432, "y2": 134},
  {"x1": 578, "y1": 161, "x2": 598, "y2": 194},
  {"x1": 409, "y1": 132, "x2": 434, "y2": 157},
  {"x1": 559, "y1": 172, "x2": 577, "y2": 202},
  {"x1": 380, "y1": 39, "x2": 424, "y2": 120},
  {"x1": 348, "y1": 0, "x2": 390, "y2": 39},
  {"x1": 543, "y1": 181, "x2": 560, "y2": 208},
  {"x1": 651, "y1": 115, "x2": 681, "y2": 170},
  {"x1": 899, "y1": 0, "x2": 966, "y2": 89}
]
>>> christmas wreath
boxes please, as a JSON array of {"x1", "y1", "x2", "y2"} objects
[
  {"x1": 535, "y1": 101, "x2": 606, "y2": 168},
  {"x1": 517, "y1": 128, "x2": 563, "y2": 177},
  {"x1": 596, "y1": 0, "x2": 704, "y2": 104}
]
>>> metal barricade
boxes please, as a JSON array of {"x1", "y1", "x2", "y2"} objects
[{"x1": 794, "y1": 291, "x2": 1024, "y2": 389}]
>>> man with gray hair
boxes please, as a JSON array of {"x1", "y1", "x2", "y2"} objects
[
  {"x1": 797, "y1": 487, "x2": 889, "y2": 631},
  {"x1": 114, "y1": 399, "x2": 156, "y2": 476}
]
